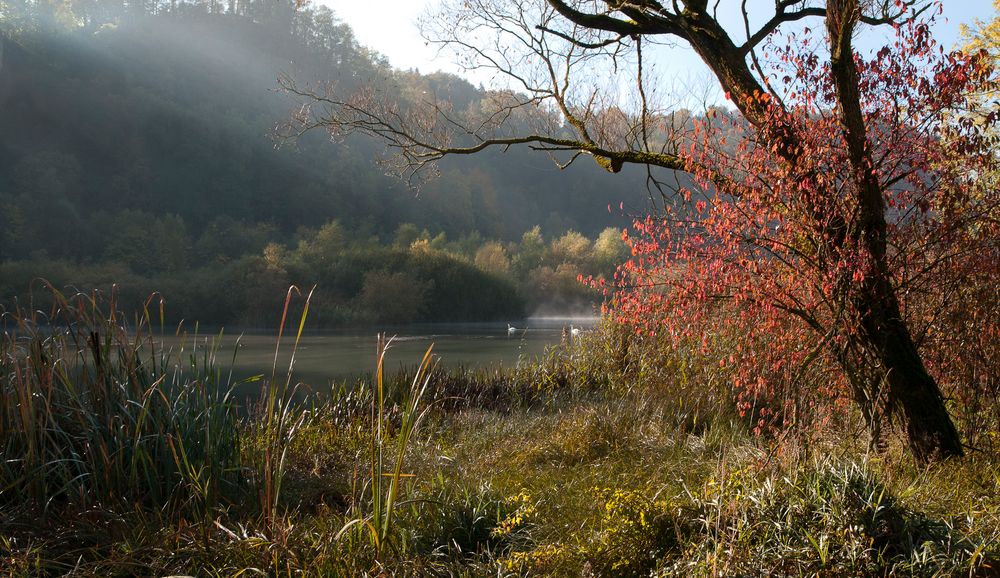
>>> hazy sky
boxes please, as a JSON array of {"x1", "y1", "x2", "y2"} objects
[{"x1": 326, "y1": 1, "x2": 995, "y2": 85}]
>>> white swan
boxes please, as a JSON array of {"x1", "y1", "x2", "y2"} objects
[{"x1": 507, "y1": 323, "x2": 517, "y2": 334}]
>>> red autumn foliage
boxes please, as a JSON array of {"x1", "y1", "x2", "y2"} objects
[{"x1": 609, "y1": 15, "x2": 1000, "y2": 442}]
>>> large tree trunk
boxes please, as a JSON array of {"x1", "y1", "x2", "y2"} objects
[
  {"x1": 857, "y1": 278, "x2": 965, "y2": 460},
  {"x1": 835, "y1": 277, "x2": 965, "y2": 461},
  {"x1": 884, "y1": 335, "x2": 966, "y2": 461},
  {"x1": 825, "y1": 0, "x2": 964, "y2": 461}
]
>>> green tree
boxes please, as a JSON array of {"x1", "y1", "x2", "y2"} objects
[
  {"x1": 593, "y1": 227, "x2": 627, "y2": 275},
  {"x1": 511, "y1": 226, "x2": 545, "y2": 278},
  {"x1": 962, "y1": 1, "x2": 1000, "y2": 64},
  {"x1": 294, "y1": 220, "x2": 347, "y2": 271},
  {"x1": 102, "y1": 211, "x2": 190, "y2": 274},
  {"x1": 549, "y1": 230, "x2": 591, "y2": 266},
  {"x1": 474, "y1": 241, "x2": 511, "y2": 276},
  {"x1": 358, "y1": 270, "x2": 432, "y2": 324},
  {"x1": 393, "y1": 223, "x2": 422, "y2": 249},
  {"x1": 960, "y1": 1, "x2": 1000, "y2": 210}
]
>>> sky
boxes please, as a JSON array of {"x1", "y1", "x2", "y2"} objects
[{"x1": 325, "y1": 0, "x2": 995, "y2": 85}]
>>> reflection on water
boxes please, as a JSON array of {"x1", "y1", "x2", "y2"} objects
[{"x1": 156, "y1": 317, "x2": 599, "y2": 393}]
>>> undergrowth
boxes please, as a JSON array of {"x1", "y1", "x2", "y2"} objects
[{"x1": 1, "y1": 294, "x2": 998, "y2": 576}]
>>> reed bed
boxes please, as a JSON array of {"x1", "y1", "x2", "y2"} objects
[{"x1": 0, "y1": 287, "x2": 245, "y2": 519}]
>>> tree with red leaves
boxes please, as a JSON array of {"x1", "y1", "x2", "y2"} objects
[
  {"x1": 289, "y1": 0, "x2": 998, "y2": 461},
  {"x1": 617, "y1": 16, "x2": 998, "y2": 458}
]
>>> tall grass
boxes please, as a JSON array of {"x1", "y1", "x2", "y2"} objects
[
  {"x1": 339, "y1": 334, "x2": 436, "y2": 562},
  {"x1": 0, "y1": 285, "x2": 245, "y2": 520},
  {"x1": 253, "y1": 285, "x2": 313, "y2": 539}
]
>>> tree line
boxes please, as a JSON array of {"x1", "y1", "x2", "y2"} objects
[{"x1": 0, "y1": 219, "x2": 627, "y2": 326}]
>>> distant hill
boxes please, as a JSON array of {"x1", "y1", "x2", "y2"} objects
[
  {"x1": 0, "y1": 2, "x2": 678, "y2": 325},
  {"x1": 0, "y1": 5, "x2": 665, "y2": 263}
]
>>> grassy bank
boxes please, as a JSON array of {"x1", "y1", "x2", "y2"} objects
[{"x1": 1, "y1": 294, "x2": 998, "y2": 576}]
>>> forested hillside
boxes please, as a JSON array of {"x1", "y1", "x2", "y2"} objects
[{"x1": 0, "y1": 0, "x2": 663, "y2": 324}]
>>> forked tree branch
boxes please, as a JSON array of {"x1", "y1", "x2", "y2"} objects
[
  {"x1": 287, "y1": 0, "x2": 920, "y2": 194},
  {"x1": 740, "y1": 0, "x2": 925, "y2": 54},
  {"x1": 281, "y1": 78, "x2": 691, "y2": 180}
]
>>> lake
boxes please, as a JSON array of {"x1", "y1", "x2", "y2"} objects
[{"x1": 162, "y1": 317, "x2": 598, "y2": 393}]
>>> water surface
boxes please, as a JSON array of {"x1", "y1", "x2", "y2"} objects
[{"x1": 163, "y1": 317, "x2": 598, "y2": 393}]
